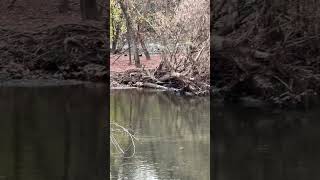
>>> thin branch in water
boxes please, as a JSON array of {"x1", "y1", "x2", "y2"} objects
[{"x1": 111, "y1": 122, "x2": 138, "y2": 158}]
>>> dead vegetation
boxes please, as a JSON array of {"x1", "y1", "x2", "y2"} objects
[
  {"x1": 111, "y1": 61, "x2": 210, "y2": 95},
  {"x1": 212, "y1": 0, "x2": 320, "y2": 107},
  {"x1": 0, "y1": 23, "x2": 108, "y2": 81},
  {"x1": 111, "y1": 0, "x2": 210, "y2": 96}
]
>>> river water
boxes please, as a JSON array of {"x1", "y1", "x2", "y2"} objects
[
  {"x1": 0, "y1": 82, "x2": 107, "y2": 180},
  {"x1": 111, "y1": 89, "x2": 320, "y2": 180},
  {"x1": 212, "y1": 104, "x2": 320, "y2": 180},
  {"x1": 110, "y1": 89, "x2": 210, "y2": 180},
  {"x1": 3, "y1": 84, "x2": 317, "y2": 180}
]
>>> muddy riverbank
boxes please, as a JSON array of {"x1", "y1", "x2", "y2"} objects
[
  {"x1": 0, "y1": 0, "x2": 108, "y2": 84},
  {"x1": 0, "y1": 23, "x2": 108, "y2": 83}
]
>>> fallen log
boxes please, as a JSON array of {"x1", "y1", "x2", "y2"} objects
[{"x1": 138, "y1": 82, "x2": 168, "y2": 90}]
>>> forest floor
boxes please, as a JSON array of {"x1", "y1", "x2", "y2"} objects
[
  {"x1": 110, "y1": 54, "x2": 161, "y2": 72},
  {"x1": 110, "y1": 54, "x2": 162, "y2": 88},
  {"x1": 0, "y1": 0, "x2": 107, "y2": 83}
]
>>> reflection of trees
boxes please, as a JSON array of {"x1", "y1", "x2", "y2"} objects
[
  {"x1": 212, "y1": 106, "x2": 320, "y2": 180},
  {"x1": 0, "y1": 86, "x2": 107, "y2": 180},
  {"x1": 110, "y1": 90, "x2": 210, "y2": 180}
]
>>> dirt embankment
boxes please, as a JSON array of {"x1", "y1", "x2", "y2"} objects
[{"x1": 0, "y1": 0, "x2": 107, "y2": 82}]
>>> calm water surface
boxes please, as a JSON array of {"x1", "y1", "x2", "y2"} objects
[
  {"x1": 110, "y1": 90, "x2": 210, "y2": 180},
  {"x1": 213, "y1": 104, "x2": 320, "y2": 180},
  {"x1": 0, "y1": 82, "x2": 107, "y2": 180},
  {"x1": 3, "y1": 83, "x2": 317, "y2": 180}
]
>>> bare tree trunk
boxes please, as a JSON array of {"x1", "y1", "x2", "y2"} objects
[
  {"x1": 133, "y1": 34, "x2": 140, "y2": 67},
  {"x1": 121, "y1": 2, "x2": 132, "y2": 64},
  {"x1": 111, "y1": 23, "x2": 121, "y2": 53},
  {"x1": 127, "y1": 33, "x2": 132, "y2": 65},
  {"x1": 119, "y1": 0, "x2": 140, "y2": 67},
  {"x1": 137, "y1": 25, "x2": 151, "y2": 60},
  {"x1": 80, "y1": 0, "x2": 99, "y2": 20},
  {"x1": 139, "y1": 37, "x2": 150, "y2": 60}
]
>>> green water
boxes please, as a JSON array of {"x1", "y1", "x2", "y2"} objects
[
  {"x1": 0, "y1": 83, "x2": 107, "y2": 180},
  {"x1": 110, "y1": 89, "x2": 210, "y2": 180},
  {"x1": 212, "y1": 104, "x2": 320, "y2": 180}
]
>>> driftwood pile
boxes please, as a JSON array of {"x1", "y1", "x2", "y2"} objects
[
  {"x1": 111, "y1": 60, "x2": 210, "y2": 96},
  {"x1": 0, "y1": 24, "x2": 108, "y2": 81}
]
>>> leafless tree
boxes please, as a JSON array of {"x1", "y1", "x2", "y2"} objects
[{"x1": 118, "y1": 0, "x2": 141, "y2": 67}]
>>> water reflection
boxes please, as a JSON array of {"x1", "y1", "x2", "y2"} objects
[
  {"x1": 110, "y1": 89, "x2": 210, "y2": 180},
  {"x1": 0, "y1": 84, "x2": 107, "y2": 180},
  {"x1": 213, "y1": 104, "x2": 320, "y2": 180}
]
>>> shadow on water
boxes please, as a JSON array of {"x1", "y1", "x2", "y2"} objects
[
  {"x1": 0, "y1": 83, "x2": 107, "y2": 180},
  {"x1": 212, "y1": 104, "x2": 320, "y2": 180},
  {"x1": 110, "y1": 89, "x2": 210, "y2": 180}
]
